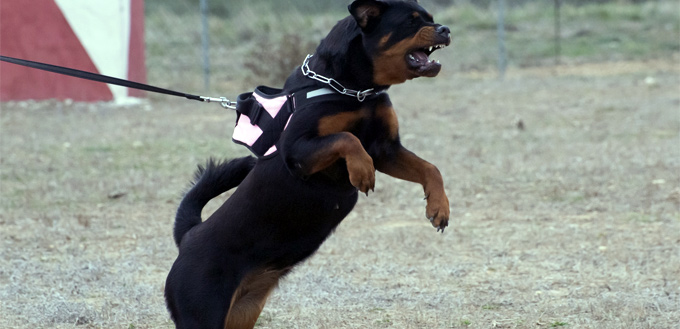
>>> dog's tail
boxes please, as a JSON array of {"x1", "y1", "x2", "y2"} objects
[{"x1": 173, "y1": 156, "x2": 256, "y2": 247}]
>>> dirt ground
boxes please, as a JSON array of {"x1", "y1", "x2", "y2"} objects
[{"x1": 1, "y1": 59, "x2": 679, "y2": 328}]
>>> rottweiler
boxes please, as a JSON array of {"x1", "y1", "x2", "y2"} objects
[{"x1": 165, "y1": 0, "x2": 451, "y2": 328}]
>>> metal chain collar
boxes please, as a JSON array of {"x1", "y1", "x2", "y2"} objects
[
  {"x1": 301, "y1": 54, "x2": 377, "y2": 102},
  {"x1": 200, "y1": 54, "x2": 380, "y2": 108}
]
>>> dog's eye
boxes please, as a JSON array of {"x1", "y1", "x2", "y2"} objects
[{"x1": 407, "y1": 15, "x2": 420, "y2": 26}]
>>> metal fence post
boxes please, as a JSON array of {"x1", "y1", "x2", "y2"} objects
[
  {"x1": 497, "y1": 0, "x2": 507, "y2": 80},
  {"x1": 200, "y1": 0, "x2": 210, "y2": 91},
  {"x1": 555, "y1": 0, "x2": 562, "y2": 65}
]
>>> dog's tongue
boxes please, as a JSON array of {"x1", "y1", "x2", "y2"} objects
[{"x1": 408, "y1": 50, "x2": 429, "y2": 65}]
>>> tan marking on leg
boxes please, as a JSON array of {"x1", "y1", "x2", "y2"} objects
[
  {"x1": 223, "y1": 269, "x2": 287, "y2": 329},
  {"x1": 306, "y1": 132, "x2": 375, "y2": 193},
  {"x1": 317, "y1": 109, "x2": 367, "y2": 137},
  {"x1": 375, "y1": 147, "x2": 449, "y2": 229}
]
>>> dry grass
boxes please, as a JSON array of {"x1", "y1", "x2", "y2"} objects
[{"x1": 1, "y1": 59, "x2": 679, "y2": 328}]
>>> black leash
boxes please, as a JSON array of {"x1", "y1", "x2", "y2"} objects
[{"x1": 0, "y1": 55, "x2": 236, "y2": 109}]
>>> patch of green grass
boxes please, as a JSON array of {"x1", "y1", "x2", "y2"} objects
[
  {"x1": 565, "y1": 2, "x2": 645, "y2": 22},
  {"x1": 481, "y1": 303, "x2": 500, "y2": 310},
  {"x1": 373, "y1": 312, "x2": 392, "y2": 327},
  {"x1": 367, "y1": 308, "x2": 400, "y2": 327},
  {"x1": 551, "y1": 321, "x2": 569, "y2": 327},
  {"x1": 83, "y1": 145, "x2": 115, "y2": 153},
  {"x1": 558, "y1": 1, "x2": 679, "y2": 60},
  {"x1": 626, "y1": 212, "x2": 659, "y2": 223}
]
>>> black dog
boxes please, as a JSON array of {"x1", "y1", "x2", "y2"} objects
[{"x1": 165, "y1": 1, "x2": 451, "y2": 328}]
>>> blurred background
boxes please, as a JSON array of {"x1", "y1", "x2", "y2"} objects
[
  {"x1": 145, "y1": 0, "x2": 679, "y2": 94},
  {"x1": 1, "y1": 1, "x2": 678, "y2": 327}
]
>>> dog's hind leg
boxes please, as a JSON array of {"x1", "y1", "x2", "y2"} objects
[
  {"x1": 165, "y1": 266, "x2": 236, "y2": 329},
  {"x1": 223, "y1": 268, "x2": 289, "y2": 329}
]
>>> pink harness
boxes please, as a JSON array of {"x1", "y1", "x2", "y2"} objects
[
  {"x1": 232, "y1": 87, "x2": 292, "y2": 157},
  {"x1": 232, "y1": 55, "x2": 386, "y2": 158},
  {"x1": 232, "y1": 86, "x2": 344, "y2": 158}
]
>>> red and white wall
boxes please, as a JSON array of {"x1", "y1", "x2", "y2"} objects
[{"x1": 0, "y1": 0, "x2": 146, "y2": 102}]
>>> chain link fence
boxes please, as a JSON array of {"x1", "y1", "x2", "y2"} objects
[{"x1": 144, "y1": 0, "x2": 679, "y2": 95}]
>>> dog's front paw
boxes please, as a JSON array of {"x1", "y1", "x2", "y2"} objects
[
  {"x1": 346, "y1": 152, "x2": 375, "y2": 194},
  {"x1": 426, "y1": 191, "x2": 450, "y2": 233}
]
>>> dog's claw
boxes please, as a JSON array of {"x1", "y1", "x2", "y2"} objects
[{"x1": 428, "y1": 216, "x2": 434, "y2": 222}]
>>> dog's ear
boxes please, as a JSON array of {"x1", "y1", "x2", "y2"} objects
[{"x1": 348, "y1": 0, "x2": 387, "y2": 31}]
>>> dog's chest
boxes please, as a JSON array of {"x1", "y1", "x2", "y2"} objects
[{"x1": 316, "y1": 100, "x2": 398, "y2": 141}]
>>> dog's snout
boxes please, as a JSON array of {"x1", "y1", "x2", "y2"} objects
[{"x1": 436, "y1": 25, "x2": 451, "y2": 37}]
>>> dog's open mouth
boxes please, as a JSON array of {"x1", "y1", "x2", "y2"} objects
[{"x1": 406, "y1": 43, "x2": 448, "y2": 77}]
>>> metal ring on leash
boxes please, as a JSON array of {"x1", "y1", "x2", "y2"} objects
[{"x1": 200, "y1": 96, "x2": 237, "y2": 109}]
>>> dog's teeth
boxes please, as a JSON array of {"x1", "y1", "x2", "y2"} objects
[{"x1": 429, "y1": 46, "x2": 433, "y2": 52}]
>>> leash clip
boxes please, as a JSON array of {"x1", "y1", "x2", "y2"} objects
[{"x1": 200, "y1": 96, "x2": 237, "y2": 109}]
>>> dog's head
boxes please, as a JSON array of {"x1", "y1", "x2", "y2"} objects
[{"x1": 350, "y1": 0, "x2": 451, "y2": 85}]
